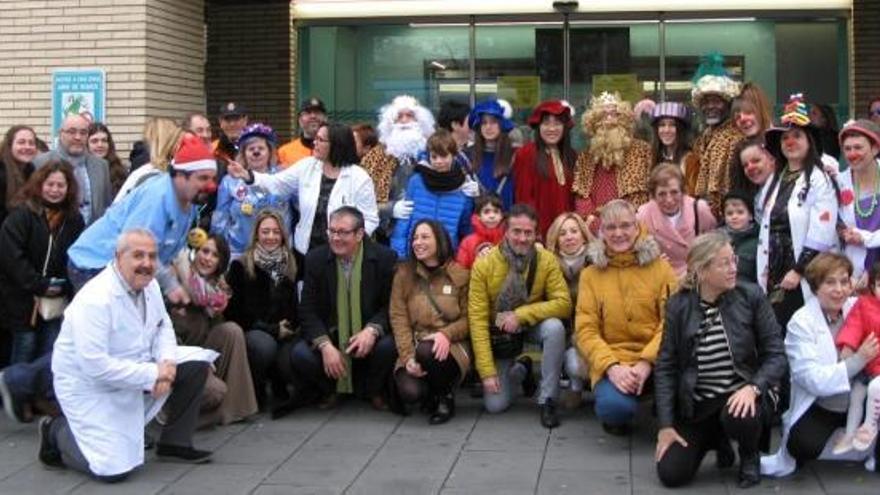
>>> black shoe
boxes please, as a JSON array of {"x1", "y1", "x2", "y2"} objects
[
  {"x1": 737, "y1": 449, "x2": 760, "y2": 489},
  {"x1": 0, "y1": 371, "x2": 26, "y2": 423},
  {"x1": 540, "y1": 399, "x2": 560, "y2": 429},
  {"x1": 716, "y1": 438, "x2": 735, "y2": 469},
  {"x1": 429, "y1": 394, "x2": 455, "y2": 425},
  {"x1": 156, "y1": 444, "x2": 212, "y2": 464},
  {"x1": 518, "y1": 356, "x2": 537, "y2": 398},
  {"x1": 38, "y1": 416, "x2": 64, "y2": 469},
  {"x1": 601, "y1": 422, "x2": 632, "y2": 436}
]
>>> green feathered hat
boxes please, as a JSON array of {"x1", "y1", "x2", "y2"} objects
[{"x1": 691, "y1": 52, "x2": 741, "y2": 105}]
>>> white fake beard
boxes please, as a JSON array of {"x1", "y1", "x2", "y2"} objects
[{"x1": 384, "y1": 123, "x2": 427, "y2": 161}]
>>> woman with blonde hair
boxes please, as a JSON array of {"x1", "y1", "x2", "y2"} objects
[
  {"x1": 732, "y1": 82, "x2": 774, "y2": 139},
  {"x1": 546, "y1": 212, "x2": 593, "y2": 406},
  {"x1": 655, "y1": 232, "x2": 785, "y2": 488},
  {"x1": 112, "y1": 117, "x2": 183, "y2": 203}
]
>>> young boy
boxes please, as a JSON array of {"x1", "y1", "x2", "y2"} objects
[
  {"x1": 455, "y1": 195, "x2": 505, "y2": 269},
  {"x1": 719, "y1": 190, "x2": 759, "y2": 284}
]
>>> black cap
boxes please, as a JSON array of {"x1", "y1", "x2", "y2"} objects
[
  {"x1": 219, "y1": 102, "x2": 247, "y2": 118},
  {"x1": 299, "y1": 97, "x2": 327, "y2": 114}
]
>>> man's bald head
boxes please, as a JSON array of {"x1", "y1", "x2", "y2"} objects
[{"x1": 59, "y1": 115, "x2": 90, "y2": 156}]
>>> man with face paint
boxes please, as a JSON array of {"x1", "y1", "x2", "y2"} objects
[
  {"x1": 278, "y1": 97, "x2": 327, "y2": 168},
  {"x1": 691, "y1": 54, "x2": 744, "y2": 217},
  {"x1": 67, "y1": 133, "x2": 218, "y2": 307}
]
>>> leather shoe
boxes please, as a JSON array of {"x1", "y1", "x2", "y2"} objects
[
  {"x1": 156, "y1": 444, "x2": 212, "y2": 464},
  {"x1": 540, "y1": 399, "x2": 560, "y2": 429},
  {"x1": 737, "y1": 449, "x2": 760, "y2": 489},
  {"x1": 601, "y1": 422, "x2": 631, "y2": 436},
  {"x1": 38, "y1": 416, "x2": 64, "y2": 469},
  {"x1": 429, "y1": 394, "x2": 455, "y2": 425}
]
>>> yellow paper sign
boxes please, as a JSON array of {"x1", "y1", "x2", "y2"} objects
[
  {"x1": 497, "y1": 76, "x2": 541, "y2": 109},
  {"x1": 592, "y1": 74, "x2": 641, "y2": 104}
]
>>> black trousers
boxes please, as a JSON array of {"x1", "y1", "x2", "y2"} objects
[
  {"x1": 786, "y1": 403, "x2": 847, "y2": 462},
  {"x1": 394, "y1": 341, "x2": 461, "y2": 404},
  {"x1": 657, "y1": 396, "x2": 764, "y2": 488},
  {"x1": 288, "y1": 334, "x2": 397, "y2": 399}
]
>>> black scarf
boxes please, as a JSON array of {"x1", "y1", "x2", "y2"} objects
[
  {"x1": 416, "y1": 164, "x2": 465, "y2": 192},
  {"x1": 301, "y1": 134, "x2": 315, "y2": 149}
]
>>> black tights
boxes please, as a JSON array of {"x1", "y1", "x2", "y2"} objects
[
  {"x1": 395, "y1": 341, "x2": 460, "y2": 404},
  {"x1": 786, "y1": 403, "x2": 847, "y2": 463},
  {"x1": 657, "y1": 397, "x2": 764, "y2": 488}
]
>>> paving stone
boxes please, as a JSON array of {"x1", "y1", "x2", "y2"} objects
[
  {"x1": 538, "y1": 469, "x2": 631, "y2": 495},
  {"x1": 0, "y1": 464, "x2": 87, "y2": 494},
  {"x1": 444, "y1": 449, "x2": 544, "y2": 492},
  {"x1": 70, "y1": 479, "x2": 166, "y2": 494},
  {"x1": 161, "y1": 464, "x2": 274, "y2": 494}
]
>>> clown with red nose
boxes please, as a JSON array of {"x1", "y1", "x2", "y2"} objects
[{"x1": 67, "y1": 131, "x2": 219, "y2": 307}]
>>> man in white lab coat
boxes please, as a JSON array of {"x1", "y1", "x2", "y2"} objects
[{"x1": 40, "y1": 229, "x2": 212, "y2": 482}]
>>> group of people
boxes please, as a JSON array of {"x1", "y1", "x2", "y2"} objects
[{"x1": 0, "y1": 52, "x2": 878, "y2": 488}]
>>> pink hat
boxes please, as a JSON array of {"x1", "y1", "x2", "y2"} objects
[{"x1": 172, "y1": 133, "x2": 217, "y2": 173}]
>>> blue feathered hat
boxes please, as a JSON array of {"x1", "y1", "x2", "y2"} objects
[
  {"x1": 237, "y1": 123, "x2": 278, "y2": 148},
  {"x1": 468, "y1": 100, "x2": 514, "y2": 133}
]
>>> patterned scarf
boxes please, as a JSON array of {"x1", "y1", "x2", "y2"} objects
[
  {"x1": 335, "y1": 242, "x2": 363, "y2": 394},
  {"x1": 253, "y1": 244, "x2": 295, "y2": 284},
  {"x1": 495, "y1": 239, "x2": 536, "y2": 313}
]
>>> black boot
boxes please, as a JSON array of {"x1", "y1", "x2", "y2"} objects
[
  {"x1": 429, "y1": 394, "x2": 455, "y2": 425},
  {"x1": 540, "y1": 398, "x2": 560, "y2": 429},
  {"x1": 517, "y1": 356, "x2": 537, "y2": 398},
  {"x1": 737, "y1": 448, "x2": 760, "y2": 489},
  {"x1": 716, "y1": 437, "x2": 735, "y2": 469}
]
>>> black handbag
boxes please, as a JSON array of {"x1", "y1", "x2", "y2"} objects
[{"x1": 489, "y1": 254, "x2": 538, "y2": 360}]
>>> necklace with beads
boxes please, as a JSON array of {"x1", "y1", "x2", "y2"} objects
[{"x1": 854, "y1": 165, "x2": 880, "y2": 219}]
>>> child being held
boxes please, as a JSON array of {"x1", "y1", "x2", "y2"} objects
[
  {"x1": 832, "y1": 260, "x2": 880, "y2": 454},
  {"x1": 718, "y1": 190, "x2": 759, "y2": 284},
  {"x1": 455, "y1": 194, "x2": 505, "y2": 268}
]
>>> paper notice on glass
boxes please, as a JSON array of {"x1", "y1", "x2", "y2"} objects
[
  {"x1": 592, "y1": 74, "x2": 641, "y2": 104},
  {"x1": 498, "y1": 76, "x2": 541, "y2": 110}
]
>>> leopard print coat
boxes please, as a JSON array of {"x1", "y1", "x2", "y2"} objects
[
  {"x1": 572, "y1": 138, "x2": 653, "y2": 210},
  {"x1": 360, "y1": 144, "x2": 399, "y2": 203},
  {"x1": 693, "y1": 119, "x2": 744, "y2": 217}
]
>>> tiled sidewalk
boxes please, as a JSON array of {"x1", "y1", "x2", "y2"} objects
[{"x1": 1, "y1": 395, "x2": 878, "y2": 494}]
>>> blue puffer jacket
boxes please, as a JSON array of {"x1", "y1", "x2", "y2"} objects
[{"x1": 390, "y1": 171, "x2": 474, "y2": 259}]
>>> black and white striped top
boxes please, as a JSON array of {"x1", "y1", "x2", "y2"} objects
[{"x1": 693, "y1": 301, "x2": 743, "y2": 401}]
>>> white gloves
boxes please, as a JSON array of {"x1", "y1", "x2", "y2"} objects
[
  {"x1": 461, "y1": 177, "x2": 481, "y2": 198},
  {"x1": 392, "y1": 200, "x2": 414, "y2": 220}
]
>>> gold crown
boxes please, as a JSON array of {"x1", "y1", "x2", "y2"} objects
[{"x1": 591, "y1": 91, "x2": 620, "y2": 108}]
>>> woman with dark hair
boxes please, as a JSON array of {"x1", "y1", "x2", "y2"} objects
[
  {"x1": 757, "y1": 94, "x2": 839, "y2": 328},
  {"x1": 87, "y1": 122, "x2": 128, "y2": 195},
  {"x1": 212, "y1": 123, "x2": 293, "y2": 259},
  {"x1": 390, "y1": 219, "x2": 470, "y2": 424},
  {"x1": 225, "y1": 209, "x2": 299, "y2": 409},
  {"x1": 352, "y1": 123, "x2": 378, "y2": 160},
  {"x1": 649, "y1": 102, "x2": 699, "y2": 193},
  {"x1": 226, "y1": 122, "x2": 379, "y2": 256},
  {"x1": 811, "y1": 103, "x2": 841, "y2": 160},
  {"x1": 467, "y1": 100, "x2": 516, "y2": 210},
  {"x1": 729, "y1": 137, "x2": 776, "y2": 205},
  {"x1": 0, "y1": 125, "x2": 38, "y2": 226},
  {"x1": 655, "y1": 232, "x2": 786, "y2": 488},
  {"x1": 0, "y1": 160, "x2": 84, "y2": 364},
  {"x1": 170, "y1": 232, "x2": 258, "y2": 426},
  {"x1": 512, "y1": 100, "x2": 577, "y2": 236}
]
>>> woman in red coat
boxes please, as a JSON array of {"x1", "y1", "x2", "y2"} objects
[{"x1": 513, "y1": 100, "x2": 577, "y2": 238}]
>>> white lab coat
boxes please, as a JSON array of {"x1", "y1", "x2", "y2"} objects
[
  {"x1": 836, "y1": 162, "x2": 880, "y2": 280},
  {"x1": 252, "y1": 157, "x2": 379, "y2": 255},
  {"x1": 756, "y1": 167, "x2": 839, "y2": 301},
  {"x1": 761, "y1": 297, "x2": 875, "y2": 476},
  {"x1": 51, "y1": 266, "x2": 178, "y2": 477}
]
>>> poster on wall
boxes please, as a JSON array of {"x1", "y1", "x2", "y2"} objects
[
  {"x1": 592, "y1": 74, "x2": 641, "y2": 104},
  {"x1": 51, "y1": 68, "x2": 106, "y2": 141}
]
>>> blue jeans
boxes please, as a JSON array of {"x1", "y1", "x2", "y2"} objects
[
  {"x1": 3, "y1": 352, "x2": 54, "y2": 402},
  {"x1": 593, "y1": 378, "x2": 639, "y2": 425},
  {"x1": 10, "y1": 319, "x2": 61, "y2": 365}
]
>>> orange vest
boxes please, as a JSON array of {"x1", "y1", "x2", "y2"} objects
[{"x1": 277, "y1": 138, "x2": 312, "y2": 168}]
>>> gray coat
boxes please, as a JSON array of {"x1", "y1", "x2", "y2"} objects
[{"x1": 33, "y1": 149, "x2": 112, "y2": 224}]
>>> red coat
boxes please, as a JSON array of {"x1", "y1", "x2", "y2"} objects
[
  {"x1": 455, "y1": 214, "x2": 505, "y2": 269},
  {"x1": 836, "y1": 295, "x2": 880, "y2": 377},
  {"x1": 513, "y1": 142, "x2": 574, "y2": 237}
]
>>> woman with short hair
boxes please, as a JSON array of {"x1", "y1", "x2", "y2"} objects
[
  {"x1": 655, "y1": 232, "x2": 786, "y2": 488},
  {"x1": 762, "y1": 252, "x2": 880, "y2": 477},
  {"x1": 637, "y1": 164, "x2": 716, "y2": 279}
]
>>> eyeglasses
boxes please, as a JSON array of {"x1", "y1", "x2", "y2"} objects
[
  {"x1": 601, "y1": 221, "x2": 636, "y2": 233},
  {"x1": 327, "y1": 228, "x2": 358, "y2": 238},
  {"x1": 62, "y1": 129, "x2": 89, "y2": 137},
  {"x1": 314, "y1": 136, "x2": 330, "y2": 143}
]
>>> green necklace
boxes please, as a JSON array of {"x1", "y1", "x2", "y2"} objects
[{"x1": 854, "y1": 166, "x2": 880, "y2": 219}]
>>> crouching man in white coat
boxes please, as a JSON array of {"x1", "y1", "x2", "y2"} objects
[{"x1": 39, "y1": 229, "x2": 212, "y2": 482}]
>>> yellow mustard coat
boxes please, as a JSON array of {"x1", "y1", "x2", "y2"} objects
[
  {"x1": 468, "y1": 245, "x2": 572, "y2": 379},
  {"x1": 574, "y1": 232, "x2": 677, "y2": 386}
]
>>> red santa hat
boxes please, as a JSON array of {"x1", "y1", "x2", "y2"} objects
[{"x1": 172, "y1": 133, "x2": 217, "y2": 173}]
